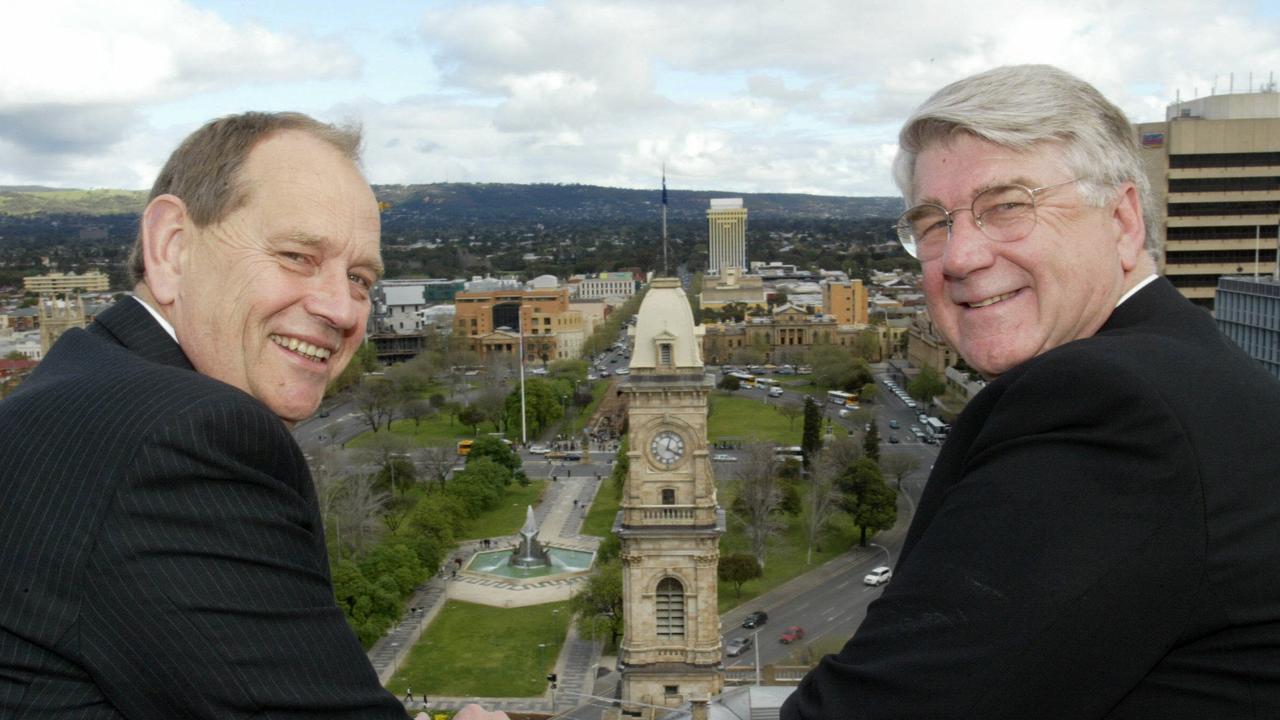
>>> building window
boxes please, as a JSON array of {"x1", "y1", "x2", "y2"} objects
[
  {"x1": 659, "y1": 343, "x2": 673, "y2": 366},
  {"x1": 665, "y1": 686, "x2": 679, "y2": 697},
  {"x1": 655, "y1": 577, "x2": 685, "y2": 639},
  {"x1": 661, "y1": 488, "x2": 676, "y2": 505}
]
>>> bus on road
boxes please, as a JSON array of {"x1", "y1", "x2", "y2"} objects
[{"x1": 827, "y1": 390, "x2": 858, "y2": 406}]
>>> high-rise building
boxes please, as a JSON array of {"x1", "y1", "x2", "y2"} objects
[
  {"x1": 707, "y1": 198, "x2": 747, "y2": 276},
  {"x1": 1136, "y1": 90, "x2": 1280, "y2": 311},
  {"x1": 1215, "y1": 275, "x2": 1280, "y2": 380},
  {"x1": 821, "y1": 279, "x2": 869, "y2": 325}
]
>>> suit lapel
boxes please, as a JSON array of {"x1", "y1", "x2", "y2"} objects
[{"x1": 90, "y1": 298, "x2": 195, "y2": 372}]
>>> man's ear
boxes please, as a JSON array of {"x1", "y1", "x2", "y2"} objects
[
  {"x1": 1112, "y1": 182, "x2": 1148, "y2": 272},
  {"x1": 139, "y1": 194, "x2": 190, "y2": 306}
]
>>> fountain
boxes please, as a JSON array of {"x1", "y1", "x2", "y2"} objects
[
  {"x1": 510, "y1": 505, "x2": 550, "y2": 569},
  {"x1": 464, "y1": 505, "x2": 595, "y2": 581}
]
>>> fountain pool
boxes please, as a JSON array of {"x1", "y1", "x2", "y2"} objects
[{"x1": 466, "y1": 546, "x2": 595, "y2": 579}]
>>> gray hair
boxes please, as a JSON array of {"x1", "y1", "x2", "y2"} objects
[
  {"x1": 128, "y1": 112, "x2": 363, "y2": 286},
  {"x1": 892, "y1": 64, "x2": 1157, "y2": 258}
]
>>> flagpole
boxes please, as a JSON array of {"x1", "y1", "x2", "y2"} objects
[{"x1": 662, "y1": 165, "x2": 669, "y2": 277}]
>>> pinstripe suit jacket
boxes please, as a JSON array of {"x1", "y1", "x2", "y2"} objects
[{"x1": 0, "y1": 299, "x2": 403, "y2": 719}]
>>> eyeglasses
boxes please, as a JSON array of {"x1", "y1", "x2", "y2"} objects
[{"x1": 894, "y1": 178, "x2": 1081, "y2": 261}]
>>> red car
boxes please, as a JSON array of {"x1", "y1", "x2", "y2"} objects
[{"x1": 779, "y1": 626, "x2": 806, "y2": 643}]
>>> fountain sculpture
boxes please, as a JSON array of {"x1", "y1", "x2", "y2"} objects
[{"x1": 510, "y1": 505, "x2": 551, "y2": 569}]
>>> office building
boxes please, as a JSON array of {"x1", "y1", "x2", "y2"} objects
[
  {"x1": 1136, "y1": 90, "x2": 1280, "y2": 310},
  {"x1": 707, "y1": 198, "x2": 747, "y2": 275},
  {"x1": 821, "y1": 279, "x2": 869, "y2": 325},
  {"x1": 23, "y1": 271, "x2": 110, "y2": 295},
  {"x1": 1215, "y1": 275, "x2": 1280, "y2": 379}
]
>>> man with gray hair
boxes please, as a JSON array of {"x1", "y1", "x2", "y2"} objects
[{"x1": 783, "y1": 65, "x2": 1280, "y2": 718}]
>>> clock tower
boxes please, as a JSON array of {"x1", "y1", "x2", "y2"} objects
[{"x1": 616, "y1": 277, "x2": 724, "y2": 715}]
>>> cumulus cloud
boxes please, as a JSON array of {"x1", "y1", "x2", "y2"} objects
[
  {"x1": 0, "y1": 0, "x2": 360, "y2": 185},
  {"x1": 6, "y1": 0, "x2": 1280, "y2": 194}
]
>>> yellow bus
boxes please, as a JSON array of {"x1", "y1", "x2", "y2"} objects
[{"x1": 456, "y1": 439, "x2": 474, "y2": 456}]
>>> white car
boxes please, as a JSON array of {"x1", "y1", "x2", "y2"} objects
[
  {"x1": 768, "y1": 386, "x2": 784, "y2": 397},
  {"x1": 527, "y1": 444, "x2": 549, "y2": 455},
  {"x1": 712, "y1": 454, "x2": 737, "y2": 462},
  {"x1": 615, "y1": 368, "x2": 630, "y2": 375},
  {"x1": 864, "y1": 566, "x2": 893, "y2": 586}
]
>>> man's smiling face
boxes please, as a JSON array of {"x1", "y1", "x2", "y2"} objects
[
  {"x1": 168, "y1": 130, "x2": 382, "y2": 424},
  {"x1": 914, "y1": 133, "x2": 1132, "y2": 378}
]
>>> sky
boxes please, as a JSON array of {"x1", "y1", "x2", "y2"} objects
[{"x1": 3, "y1": 0, "x2": 1280, "y2": 196}]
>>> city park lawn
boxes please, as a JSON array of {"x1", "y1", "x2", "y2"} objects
[
  {"x1": 708, "y1": 392, "x2": 801, "y2": 445},
  {"x1": 457, "y1": 479, "x2": 547, "y2": 541},
  {"x1": 580, "y1": 474, "x2": 621, "y2": 537},
  {"x1": 386, "y1": 600, "x2": 572, "y2": 698},
  {"x1": 717, "y1": 511, "x2": 859, "y2": 614},
  {"x1": 347, "y1": 413, "x2": 500, "y2": 449}
]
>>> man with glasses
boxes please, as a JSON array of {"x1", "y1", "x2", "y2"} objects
[{"x1": 783, "y1": 65, "x2": 1280, "y2": 718}]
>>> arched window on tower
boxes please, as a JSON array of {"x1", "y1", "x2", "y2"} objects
[
  {"x1": 659, "y1": 342, "x2": 673, "y2": 367},
  {"x1": 656, "y1": 577, "x2": 686, "y2": 639},
  {"x1": 661, "y1": 488, "x2": 676, "y2": 505}
]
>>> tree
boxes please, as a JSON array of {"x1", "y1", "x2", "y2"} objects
[
  {"x1": 804, "y1": 438, "x2": 860, "y2": 564},
  {"x1": 837, "y1": 457, "x2": 898, "y2": 547},
  {"x1": 860, "y1": 383, "x2": 878, "y2": 404},
  {"x1": 907, "y1": 366, "x2": 947, "y2": 404},
  {"x1": 732, "y1": 442, "x2": 785, "y2": 569},
  {"x1": 457, "y1": 404, "x2": 485, "y2": 435},
  {"x1": 399, "y1": 398, "x2": 435, "y2": 428},
  {"x1": 548, "y1": 359, "x2": 588, "y2": 383},
  {"x1": 467, "y1": 435, "x2": 520, "y2": 473},
  {"x1": 418, "y1": 444, "x2": 456, "y2": 490},
  {"x1": 718, "y1": 552, "x2": 762, "y2": 597},
  {"x1": 801, "y1": 395, "x2": 823, "y2": 470},
  {"x1": 717, "y1": 374, "x2": 741, "y2": 391},
  {"x1": 863, "y1": 420, "x2": 881, "y2": 462},
  {"x1": 331, "y1": 472, "x2": 390, "y2": 559},
  {"x1": 570, "y1": 559, "x2": 624, "y2": 651},
  {"x1": 778, "y1": 401, "x2": 802, "y2": 430},
  {"x1": 354, "y1": 379, "x2": 398, "y2": 433},
  {"x1": 881, "y1": 452, "x2": 923, "y2": 489}
]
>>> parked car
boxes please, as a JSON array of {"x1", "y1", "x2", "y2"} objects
[
  {"x1": 779, "y1": 626, "x2": 806, "y2": 643},
  {"x1": 864, "y1": 566, "x2": 893, "y2": 586},
  {"x1": 725, "y1": 636, "x2": 753, "y2": 657},
  {"x1": 615, "y1": 368, "x2": 630, "y2": 375},
  {"x1": 712, "y1": 454, "x2": 737, "y2": 462},
  {"x1": 742, "y1": 610, "x2": 769, "y2": 629},
  {"x1": 888, "y1": 420, "x2": 900, "y2": 429},
  {"x1": 888, "y1": 434, "x2": 900, "y2": 443},
  {"x1": 768, "y1": 386, "x2": 784, "y2": 397},
  {"x1": 528, "y1": 444, "x2": 549, "y2": 455}
]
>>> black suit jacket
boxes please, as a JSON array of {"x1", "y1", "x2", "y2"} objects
[
  {"x1": 783, "y1": 278, "x2": 1280, "y2": 719},
  {"x1": 0, "y1": 299, "x2": 403, "y2": 718}
]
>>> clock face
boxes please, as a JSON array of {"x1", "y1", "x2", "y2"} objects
[{"x1": 649, "y1": 430, "x2": 686, "y2": 467}]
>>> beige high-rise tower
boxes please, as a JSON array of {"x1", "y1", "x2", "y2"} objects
[
  {"x1": 707, "y1": 198, "x2": 747, "y2": 276},
  {"x1": 616, "y1": 277, "x2": 724, "y2": 716}
]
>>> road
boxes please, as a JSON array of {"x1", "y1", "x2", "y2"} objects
[{"x1": 715, "y1": 368, "x2": 941, "y2": 669}]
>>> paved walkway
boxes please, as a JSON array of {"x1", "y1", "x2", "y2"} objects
[{"x1": 367, "y1": 427, "x2": 611, "y2": 707}]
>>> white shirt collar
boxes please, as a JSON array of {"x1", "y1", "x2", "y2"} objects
[
  {"x1": 1115, "y1": 274, "x2": 1158, "y2": 308},
  {"x1": 131, "y1": 295, "x2": 178, "y2": 344}
]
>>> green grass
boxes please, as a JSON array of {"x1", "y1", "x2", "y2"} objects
[
  {"x1": 581, "y1": 475, "x2": 621, "y2": 537},
  {"x1": 347, "y1": 413, "x2": 499, "y2": 449},
  {"x1": 708, "y1": 392, "x2": 804, "y2": 445},
  {"x1": 387, "y1": 600, "x2": 572, "y2": 697},
  {"x1": 458, "y1": 480, "x2": 547, "y2": 540},
  {"x1": 717, "y1": 511, "x2": 859, "y2": 613}
]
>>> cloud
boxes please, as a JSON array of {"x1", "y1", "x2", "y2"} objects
[{"x1": 0, "y1": 0, "x2": 361, "y2": 184}]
